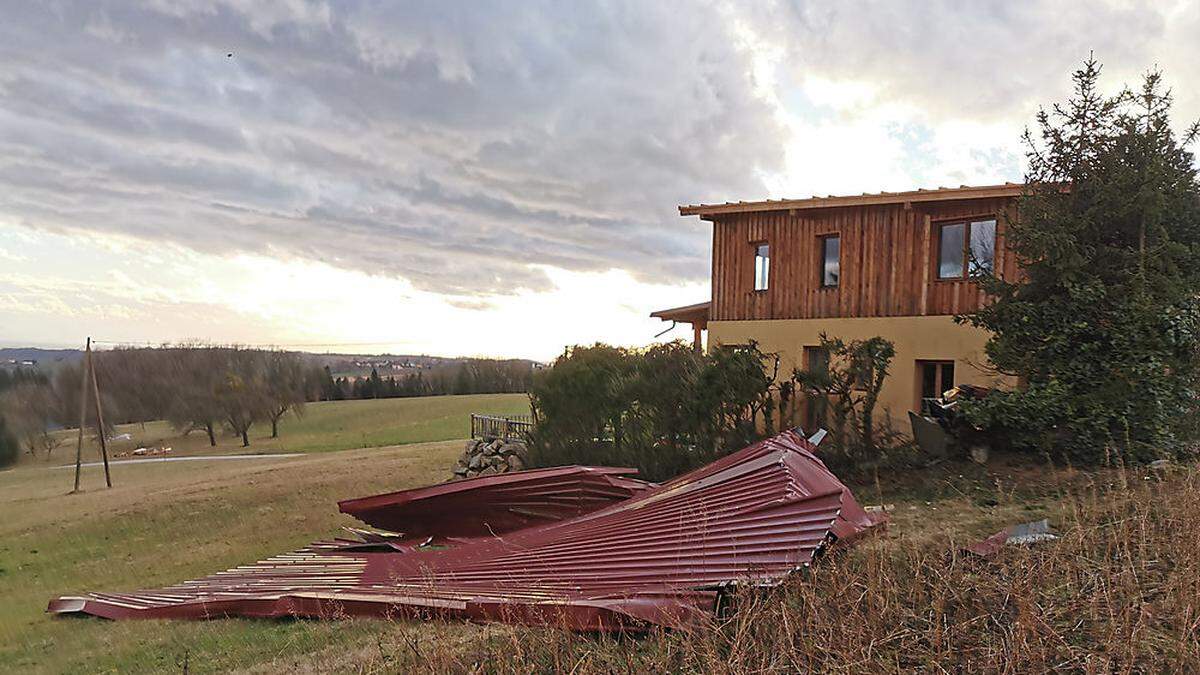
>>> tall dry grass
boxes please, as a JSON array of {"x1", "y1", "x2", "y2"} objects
[{"x1": 336, "y1": 464, "x2": 1200, "y2": 674}]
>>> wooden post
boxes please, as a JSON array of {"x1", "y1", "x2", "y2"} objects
[
  {"x1": 71, "y1": 337, "x2": 92, "y2": 494},
  {"x1": 86, "y1": 343, "x2": 112, "y2": 488},
  {"x1": 693, "y1": 322, "x2": 703, "y2": 353}
]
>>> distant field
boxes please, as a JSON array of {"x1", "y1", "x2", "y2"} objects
[{"x1": 23, "y1": 393, "x2": 529, "y2": 468}]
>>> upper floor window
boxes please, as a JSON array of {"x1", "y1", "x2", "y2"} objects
[
  {"x1": 937, "y1": 218, "x2": 996, "y2": 279},
  {"x1": 820, "y1": 235, "x2": 840, "y2": 287},
  {"x1": 753, "y1": 242, "x2": 770, "y2": 291}
]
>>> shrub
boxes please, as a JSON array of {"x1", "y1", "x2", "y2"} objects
[
  {"x1": 527, "y1": 341, "x2": 777, "y2": 481},
  {"x1": 793, "y1": 334, "x2": 901, "y2": 465}
]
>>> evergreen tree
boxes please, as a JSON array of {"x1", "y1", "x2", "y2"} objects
[{"x1": 961, "y1": 59, "x2": 1200, "y2": 461}]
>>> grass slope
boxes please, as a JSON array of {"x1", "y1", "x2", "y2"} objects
[
  {"x1": 0, "y1": 441, "x2": 480, "y2": 673},
  {"x1": 4, "y1": 403, "x2": 1195, "y2": 672},
  {"x1": 25, "y1": 393, "x2": 529, "y2": 467}
]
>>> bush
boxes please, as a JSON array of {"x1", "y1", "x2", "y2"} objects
[
  {"x1": 527, "y1": 341, "x2": 777, "y2": 481},
  {"x1": 793, "y1": 334, "x2": 903, "y2": 466}
]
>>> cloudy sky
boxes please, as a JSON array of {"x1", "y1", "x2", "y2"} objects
[{"x1": 1, "y1": 1, "x2": 1197, "y2": 360}]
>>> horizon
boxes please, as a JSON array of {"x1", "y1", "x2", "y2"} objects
[{"x1": 2, "y1": 2, "x2": 1197, "y2": 361}]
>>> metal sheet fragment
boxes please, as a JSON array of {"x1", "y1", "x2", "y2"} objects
[{"x1": 48, "y1": 429, "x2": 885, "y2": 631}]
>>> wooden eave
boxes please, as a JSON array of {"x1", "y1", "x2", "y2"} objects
[
  {"x1": 679, "y1": 183, "x2": 1025, "y2": 218},
  {"x1": 650, "y1": 301, "x2": 710, "y2": 326}
]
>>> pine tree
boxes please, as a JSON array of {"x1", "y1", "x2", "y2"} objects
[{"x1": 961, "y1": 58, "x2": 1200, "y2": 461}]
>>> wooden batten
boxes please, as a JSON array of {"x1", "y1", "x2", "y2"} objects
[{"x1": 707, "y1": 197, "x2": 1019, "y2": 322}]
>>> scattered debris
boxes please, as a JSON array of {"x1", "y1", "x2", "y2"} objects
[
  {"x1": 1149, "y1": 459, "x2": 1171, "y2": 470},
  {"x1": 47, "y1": 429, "x2": 885, "y2": 631},
  {"x1": 912, "y1": 385, "x2": 995, "y2": 459},
  {"x1": 117, "y1": 446, "x2": 172, "y2": 459},
  {"x1": 965, "y1": 519, "x2": 1058, "y2": 558},
  {"x1": 110, "y1": 433, "x2": 133, "y2": 442}
]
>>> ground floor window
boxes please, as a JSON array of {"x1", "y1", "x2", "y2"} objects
[
  {"x1": 802, "y1": 346, "x2": 830, "y2": 430},
  {"x1": 916, "y1": 360, "x2": 955, "y2": 407}
]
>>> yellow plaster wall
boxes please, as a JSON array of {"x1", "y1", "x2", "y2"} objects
[{"x1": 708, "y1": 316, "x2": 1013, "y2": 430}]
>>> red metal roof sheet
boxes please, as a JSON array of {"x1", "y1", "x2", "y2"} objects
[
  {"x1": 48, "y1": 429, "x2": 884, "y2": 631},
  {"x1": 337, "y1": 465, "x2": 653, "y2": 540}
]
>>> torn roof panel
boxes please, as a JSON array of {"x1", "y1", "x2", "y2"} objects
[
  {"x1": 48, "y1": 429, "x2": 885, "y2": 631},
  {"x1": 337, "y1": 465, "x2": 653, "y2": 539}
]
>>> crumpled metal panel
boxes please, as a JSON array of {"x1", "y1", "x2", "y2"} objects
[
  {"x1": 48, "y1": 429, "x2": 885, "y2": 631},
  {"x1": 338, "y1": 465, "x2": 653, "y2": 540}
]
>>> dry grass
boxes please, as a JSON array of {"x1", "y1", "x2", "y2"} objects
[
  {"x1": 7, "y1": 428, "x2": 1198, "y2": 673},
  {"x1": 307, "y1": 462, "x2": 1200, "y2": 674}
]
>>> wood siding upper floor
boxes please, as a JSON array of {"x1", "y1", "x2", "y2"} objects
[{"x1": 710, "y1": 197, "x2": 1019, "y2": 321}]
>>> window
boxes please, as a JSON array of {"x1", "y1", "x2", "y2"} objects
[
  {"x1": 820, "y1": 235, "x2": 840, "y2": 287},
  {"x1": 803, "y1": 346, "x2": 829, "y2": 376},
  {"x1": 802, "y1": 346, "x2": 830, "y2": 430},
  {"x1": 917, "y1": 360, "x2": 955, "y2": 404},
  {"x1": 937, "y1": 218, "x2": 996, "y2": 279},
  {"x1": 753, "y1": 242, "x2": 770, "y2": 291}
]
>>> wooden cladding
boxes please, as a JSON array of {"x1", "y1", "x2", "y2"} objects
[{"x1": 709, "y1": 198, "x2": 1019, "y2": 321}]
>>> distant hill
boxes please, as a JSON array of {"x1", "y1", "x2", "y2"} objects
[
  {"x1": 0, "y1": 348, "x2": 83, "y2": 373},
  {"x1": 0, "y1": 347, "x2": 539, "y2": 378}
]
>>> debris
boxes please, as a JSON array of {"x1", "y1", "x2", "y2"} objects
[
  {"x1": 965, "y1": 519, "x2": 1058, "y2": 558},
  {"x1": 47, "y1": 429, "x2": 885, "y2": 631},
  {"x1": 1149, "y1": 459, "x2": 1171, "y2": 470}
]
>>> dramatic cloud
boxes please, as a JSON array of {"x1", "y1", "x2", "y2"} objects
[
  {"x1": 0, "y1": 1, "x2": 1196, "y2": 356},
  {"x1": 0, "y1": 1, "x2": 785, "y2": 296}
]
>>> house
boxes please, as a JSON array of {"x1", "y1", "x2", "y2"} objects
[{"x1": 652, "y1": 183, "x2": 1023, "y2": 429}]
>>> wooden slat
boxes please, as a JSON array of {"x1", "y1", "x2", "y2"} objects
[{"x1": 708, "y1": 197, "x2": 1018, "y2": 321}]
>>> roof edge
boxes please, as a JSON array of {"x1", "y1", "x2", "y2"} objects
[{"x1": 679, "y1": 183, "x2": 1025, "y2": 217}]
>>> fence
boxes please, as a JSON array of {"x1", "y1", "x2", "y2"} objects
[{"x1": 470, "y1": 413, "x2": 532, "y2": 441}]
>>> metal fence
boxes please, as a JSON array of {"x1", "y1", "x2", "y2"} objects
[{"x1": 470, "y1": 413, "x2": 532, "y2": 440}]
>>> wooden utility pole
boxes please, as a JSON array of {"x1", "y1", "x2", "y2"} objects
[
  {"x1": 87, "y1": 342, "x2": 112, "y2": 488},
  {"x1": 71, "y1": 337, "x2": 91, "y2": 493},
  {"x1": 71, "y1": 337, "x2": 112, "y2": 492}
]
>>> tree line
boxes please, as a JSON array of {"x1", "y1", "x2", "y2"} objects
[
  {"x1": 320, "y1": 359, "x2": 534, "y2": 401},
  {"x1": 0, "y1": 346, "x2": 533, "y2": 464}
]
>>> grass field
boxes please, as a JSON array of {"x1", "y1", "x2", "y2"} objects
[
  {"x1": 3, "y1": 392, "x2": 1192, "y2": 671},
  {"x1": 0, "y1": 440, "x2": 490, "y2": 673},
  {"x1": 20, "y1": 393, "x2": 530, "y2": 468}
]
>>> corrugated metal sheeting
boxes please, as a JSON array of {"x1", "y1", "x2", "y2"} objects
[{"x1": 48, "y1": 430, "x2": 885, "y2": 631}]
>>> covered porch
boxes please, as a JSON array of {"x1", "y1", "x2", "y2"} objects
[{"x1": 650, "y1": 301, "x2": 710, "y2": 352}]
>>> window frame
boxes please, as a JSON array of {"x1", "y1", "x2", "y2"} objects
[
  {"x1": 818, "y1": 233, "x2": 840, "y2": 288},
  {"x1": 752, "y1": 241, "x2": 770, "y2": 292},
  {"x1": 935, "y1": 216, "x2": 997, "y2": 280},
  {"x1": 915, "y1": 359, "x2": 956, "y2": 408}
]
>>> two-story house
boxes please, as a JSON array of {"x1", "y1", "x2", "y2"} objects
[{"x1": 652, "y1": 183, "x2": 1022, "y2": 428}]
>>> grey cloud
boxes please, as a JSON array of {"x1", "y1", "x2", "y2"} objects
[
  {"x1": 0, "y1": 0, "x2": 780, "y2": 295},
  {"x1": 0, "y1": 1, "x2": 1190, "y2": 301}
]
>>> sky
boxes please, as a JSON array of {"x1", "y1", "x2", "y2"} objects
[{"x1": 1, "y1": 1, "x2": 1198, "y2": 360}]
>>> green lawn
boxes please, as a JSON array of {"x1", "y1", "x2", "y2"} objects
[
  {"x1": 0, "y1": 440, "x2": 497, "y2": 673},
  {"x1": 26, "y1": 393, "x2": 529, "y2": 467}
]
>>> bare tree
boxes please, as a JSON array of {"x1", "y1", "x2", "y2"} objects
[
  {"x1": 214, "y1": 347, "x2": 269, "y2": 447},
  {"x1": 263, "y1": 350, "x2": 307, "y2": 438},
  {"x1": 164, "y1": 346, "x2": 226, "y2": 446}
]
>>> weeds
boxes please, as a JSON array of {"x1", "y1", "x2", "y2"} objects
[{"x1": 342, "y1": 464, "x2": 1200, "y2": 673}]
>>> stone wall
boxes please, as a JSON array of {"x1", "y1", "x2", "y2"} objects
[{"x1": 453, "y1": 437, "x2": 528, "y2": 479}]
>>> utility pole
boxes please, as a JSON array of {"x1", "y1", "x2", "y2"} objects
[
  {"x1": 71, "y1": 337, "x2": 91, "y2": 493},
  {"x1": 71, "y1": 337, "x2": 112, "y2": 492}
]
